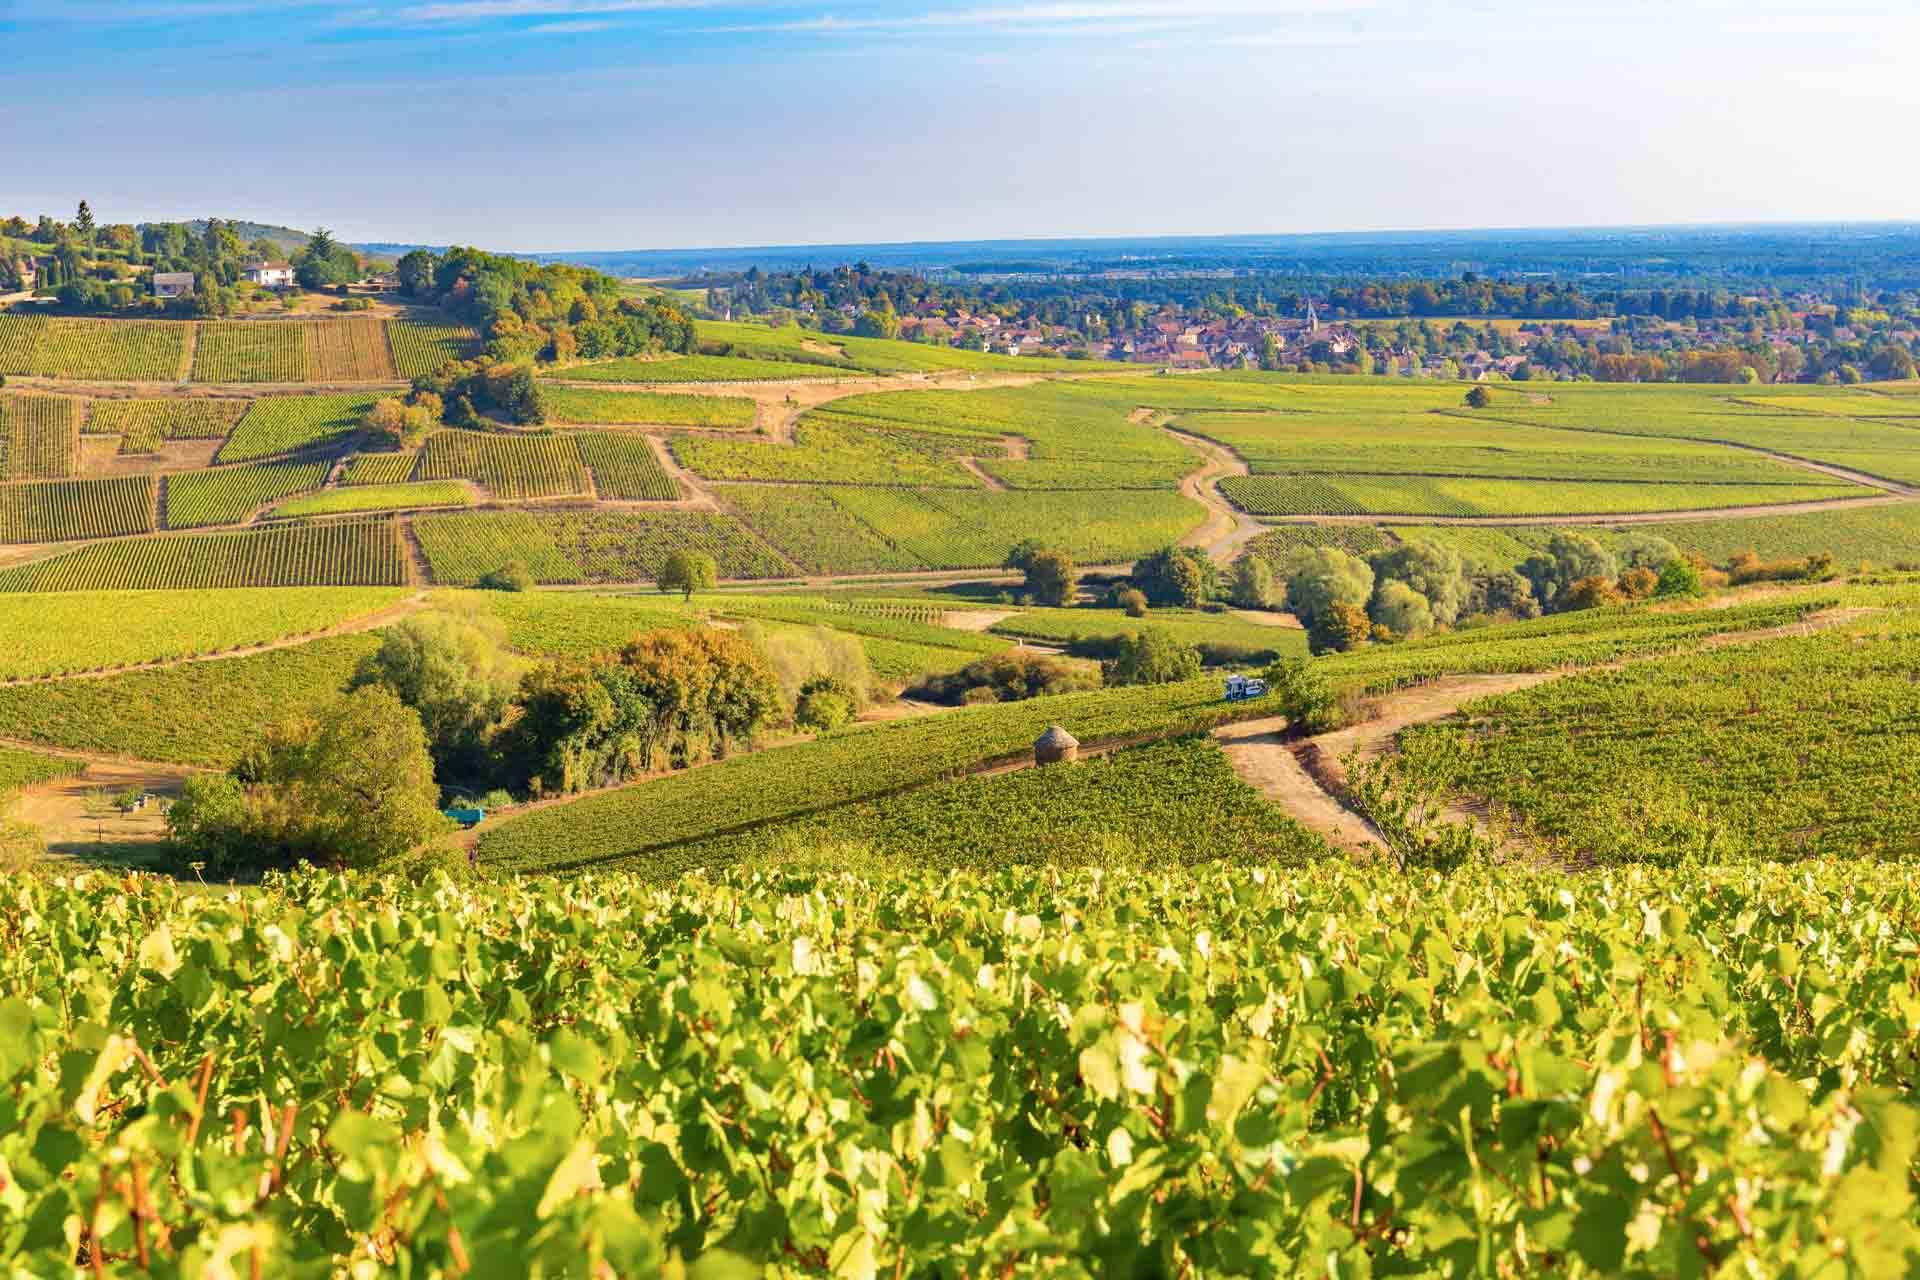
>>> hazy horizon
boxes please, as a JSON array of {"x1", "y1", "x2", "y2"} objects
[{"x1": 9, "y1": 2, "x2": 1918, "y2": 252}]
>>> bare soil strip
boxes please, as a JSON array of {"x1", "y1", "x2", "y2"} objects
[{"x1": 1164, "y1": 427, "x2": 1267, "y2": 562}]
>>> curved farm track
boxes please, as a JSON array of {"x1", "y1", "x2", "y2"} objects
[
  {"x1": 1214, "y1": 605, "x2": 1888, "y2": 865},
  {"x1": 1162, "y1": 426, "x2": 1267, "y2": 563}
]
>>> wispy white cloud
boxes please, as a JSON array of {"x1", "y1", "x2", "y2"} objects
[
  {"x1": 697, "y1": 1, "x2": 1372, "y2": 35},
  {"x1": 528, "y1": 16, "x2": 617, "y2": 30},
  {"x1": 396, "y1": 0, "x2": 713, "y2": 21}
]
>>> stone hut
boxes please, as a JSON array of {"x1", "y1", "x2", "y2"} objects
[{"x1": 1034, "y1": 725, "x2": 1079, "y2": 766}]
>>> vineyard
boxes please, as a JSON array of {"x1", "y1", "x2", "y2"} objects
[
  {"x1": 0, "y1": 743, "x2": 81, "y2": 797},
  {"x1": 1220, "y1": 473, "x2": 1867, "y2": 518},
  {"x1": 163, "y1": 461, "x2": 329, "y2": 528},
  {"x1": 85, "y1": 397, "x2": 245, "y2": 454},
  {"x1": 824, "y1": 486, "x2": 1204, "y2": 568},
  {"x1": 548, "y1": 352, "x2": 853, "y2": 382},
  {"x1": 1391, "y1": 596, "x2": 1920, "y2": 863},
  {"x1": 412, "y1": 508, "x2": 793, "y2": 585},
  {"x1": 540, "y1": 385, "x2": 757, "y2": 428},
  {"x1": 675, "y1": 419, "x2": 984, "y2": 487},
  {"x1": 0, "y1": 316, "x2": 188, "y2": 380},
  {"x1": 387, "y1": 321, "x2": 479, "y2": 379},
  {"x1": 216, "y1": 394, "x2": 374, "y2": 463},
  {"x1": 988, "y1": 603, "x2": 1309, "y2": 661},
  {"x1": 189, "y1": 321, "x2": 308, "y2": 383},
  {"x1": 575, "y1": 431, "x2": 680, "y2": 500},
  {"x1": 269, "y1": 480, "x2": 472, "y2": 518},
  {"x1": 304, "y1": 316, "x2": 398, "y2": 381},
  {"x1": 0, "y1": 393, "x2": 80, "y2": 479},
  {"x1": 0, "y1": 519, "x2": 408, "y2": 590},
  {"x1": 0, "y1": 586, "x2": 409, "y2": 679},
  {"x1": 339, "y1": 452, "x2": 418, "y2": 485},
  {"x1": 476, "y1": 590, "x2": 698, "y2": 657},
  {"x1": 415, "y1": 429, "x2": 588, "y2": 498},
  {"x1": 6, "y1": 855, "x2": 1916, "y2": 1274},
  {"x1": 0, "y1": 475, "x2": 154, "y2": 543},
  {"x1": 717, "y1": 483, "x2": 931, "y2": 574},
  {"x1": 0, "y1": 632, "x2": 379, "y2": 765}
]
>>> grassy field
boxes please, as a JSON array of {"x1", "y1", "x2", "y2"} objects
[
  {"x1": 820, "y1": 487, "x2": 1204, "y2": 569},
  {"x1": 989, "y1": 604, "x2": 1307, "y2": 662},
  {"x1": 540, "y1": 385, "x2": 757, "y2": 428},
  {"x1": 163, "y1": 460, "x2": 328, "y2": 528},
  {"x1": 0, "y1": 586, "x2": 410, "y2": 679},
  {"x1": 0, "y1": 475, "x2": 154, "y2": 543},
  {"x1": 675, "y1": 418, "x2": 983, "y2": 487},
  {"x1": 0, "y1": 519, "x2": 408, "y2": 590},
  {"x1": 269, "y1": 480, "x2": 472, "y2": 518}
]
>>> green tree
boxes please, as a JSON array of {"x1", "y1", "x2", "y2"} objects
[
  {"x1": 1307, "y1": 602, "x2": 1371, "y2": 655},
  {"x1": 1282, "y1": 547, "x2": 1374, "y2": 630},
  {"x1": 1103, "y1": 629, "x2": 1202, "y2": 687},
  {"x1": 1230, "y1": 556, "x2": 1275, "y2": 610},
  {"x1": 1519, "y1": 532, "x2": 1618, "y2": 613},
  {"x1": 73, "y1": 200, "x2": 94, "y2": 248},
  {"x1": 1024, "y1": 549, "x2": 1077, "y2": 607},
  {"x1": 1463, "y1": 384, "x2": 1492, "y2": 408},
  {"x1": 274, "y1": 687, "x2": 451, "y2": 868},
  {"x1": 1368, "y1": 539, "x2": 1469, "y2": 626},
  {"x1": 617, "y1": 628, "x2": 783, "y2": 765},
  {"x1": 1655, "y1": 557, "x2": 1706, "y2": 599},
  {"x1": 657, "y1": 550, "x2": 718, "y2": 601},
  {"x1": 349, "y1": 607, "x2": 523, "y2": 788},
  {"x1": 1369, "y1": 581, "x2": 1434, "y2": 637},
  {"x1": 1132, "y1": 546, "x2": 1219, "y2": 608}
]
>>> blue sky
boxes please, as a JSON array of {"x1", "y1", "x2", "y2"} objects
[{"x1": 5, "y1": 1, "x2": 1918, "y2": 251}]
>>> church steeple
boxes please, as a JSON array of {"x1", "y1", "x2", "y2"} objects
[{"x1": 1306, "y1": 297, "x2": 1320, "y2": 333}]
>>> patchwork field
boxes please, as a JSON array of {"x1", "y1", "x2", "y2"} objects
[
  {"x1": 1221, "y1": 473, "x2": 1865, "y2": 517},
  {"x1": 0, "y1": 475, "x2": 153, "y2": 543},
  {"x1": 269, "y1": 479, "x2": 472, "y2": 518},
  {"x1": 216, "y1": 393, "x2": 376, "y2": 462},
  {"x1": 413, "y1": 508, "x2": 793, "y2": 585},
  {"x1": 0, "y1": 393, "x2": 80, "y2": 479},
  {"x1": 541, "y1": 385, "x2": 757, "y2": 428},
  {"x1": 0, "y1": 519, "x2": 408, "y2": 590},
  {"x1": 85, "y1": 396, "x2": 245, "y2": 453},
  {"x1": 163, "y1": 460, "x2": 328, "y2": 528},
  {"x1": 416, "y1": 429, "x2": 588, "y2": 499}
]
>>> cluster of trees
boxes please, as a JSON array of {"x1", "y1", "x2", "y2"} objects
[
  {"x1": 169, "y1": 598, "x2": 886, "y2": 872},
  {"x1": 368, "y1": 359, "x2": 548, "y2": 434},
  {"x1": 1274, "y1": 534, "x2": 1706, "y2": 654},
  {"x1": 396, "y1": 246, "x2": 695, "y2": 366}
]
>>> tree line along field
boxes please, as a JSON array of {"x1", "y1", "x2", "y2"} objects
[
  {"x1": 0, "y1": 585, "x2": 410, "y2": 679},
  {"x1": 0, "y1": 314, "x2": 474, "y2": 383},
  {"x1": 0, "y1": 518, "x2": 409, "y2": 591},
  {"x1": 10, "y1": 856, "x2": 1918, "y2": 1274}
]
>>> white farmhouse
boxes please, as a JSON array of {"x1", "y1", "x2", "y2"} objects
[
  {"x1": 242, "y1": 261, "x2": 296, "y2": 288},
  {"x1": 152, "y1": 271, "x2": 195, "y2": 298}
]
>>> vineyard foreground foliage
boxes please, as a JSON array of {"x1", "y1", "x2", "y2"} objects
[{"x1": 3, "y1": 859, "x2": 1915, "y2": 1275}]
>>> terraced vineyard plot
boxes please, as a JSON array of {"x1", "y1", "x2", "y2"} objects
[
  {"x1": 0, "y1": 519, "x2": 407, "y2": 590},
  {"x1": 0, "y1": 586, "x2": 410, "y2": 679},
  {"x1": 270, "y1": 480, "x2": 471, "y2": 518},
  {"x1": 1623, "y1": 503, "x2": 1920, "y2": 565},
  {"x1": 541, "y1": 385, "x2": 756, "y2": 428},
  {"x1": 86, "y1": 397, "x2": 244, "y2": 453},
  {"x1": 217, "y1": 393, "x2": 373, "y2": 463},
  {"x1": 29, "y1": 318, "x2": 187, "y2": 380},
  {"x1": 416, "y1": 429, "x2": 587, "y2": 498},
  {"x1": 1175, "y1": 407, "x2": 1832, "y2": 485},
  {"x1": 0, "y1": 632, "x2": 377, "y2": 765},
  {"x1": 479, "y1": 673, "x2": 1274, "y2": 874},
  {"x1": 164, "y1": 461, "x2": 329, "y2": 528},
  {"x1": 548, "y1": 353, "x2": 850, "y2": 383},
  {"x1": 306, "y1": 316, "x2": 398, "y2": 381},
  {"x1": 475, "y1": 590, "x2": 698, "y2": 656},
  {"x1": 191, "y1": 321, "x2": 308, "y2": 382},
  {"x1": 575, "y1": 432, "x2": 680, "y2": 500},
  {"x1": 539, "y1": 509, "x2": 793, "y2": 582},
  {"x1": 982, "y1": 457, "x2": 1195, "y2": 489},
  {"x1": 1221, "y1": 473, "x2": 1868, "y2": 517},
  {"x1": 0, "y1": 744, "x2": 81, "y2": 797},
  {"x1": 0, "y1": 314, "x2": 45, "y2": 375},
  {"x1": 0, "y1": 394, "x2": 80, "y2": 479},
  {"x1": 340, "y1": 452, "x2": 418, "y2": 485},
  {"x1": 412, "y1": 511, "x2": 583, "y2": 585},
  {"x1": 387, "y1": 321, "x2": 479, "y2": 378},
  {"x1": 1239, "y1": 524, "x2": 1394, "y2": 570},
  {"x1": 684, "y1": 735, "x2": 1325, "y2": 873},
  {"x1": 828, "y1": 487, "x2": 1204, "y2": 568},
  {"x1": 719, "y1": 483, "x2": 929, "y2": 573},
  {"x1": 675, "y1": 420, "x2": 981, "y2": 487},
  {"x1": 717, "y1": 595, "x2": 1010, "y2": 657},
  {"x1": 1393, "y1": 608, "x2": 1920, "y2": 862},
  {"x1": 0, "y1": 475, "x2": 153, "y2": 543}
]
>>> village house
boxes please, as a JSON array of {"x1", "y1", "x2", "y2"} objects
[
  {"x1": 152, "y1": 271, "x2": 195, "y2": 298},
  {"x1": 242, "y1": 261, "x2": 296, "y2": 288}
]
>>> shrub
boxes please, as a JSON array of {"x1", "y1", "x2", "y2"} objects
[
  {"x1": 1619, "y1": 566, "x2": 1659, "y2": 599},
  {"x1": 1230, "y1": 555, "x2": 1275, "y2": 609},
  {"x1": 1282, "y1": 547, "x2": 1373, "y2": 632},
  {"x1": 909, "y1": 651, "x2": 1100, "y2": 706},
  {"x1": 1023, "y1": 549, "x2": 1077, "y2": 607},
  {"x1": 1565, "y1": 575, "x2": 1625, "y2": 610},
  {"x1": 1103, "y1": 629, "x2": 1202, "y2": 687},
  {"x1": 477, "y1": 560, "x2": 535, "y2": 592},
  {"x1": 1463, "y1": 385, "x2": 1492, "y2": 408},
  {"x1": 795, "y1": 676, "x2": 858, "y2": 733},
  {"x1": 1131, "y1": 545, "x2": 1219, "y2": 608},
  {"x1": 1369, "y1": 580, "x2": 1434, "y2": 638},
  {"x1": 1117, "y1": 587, "x2": 1148, "y2": 618},
  {"x1": 1264, "y1": 655, "x2": 1348, "y2": 734}
]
